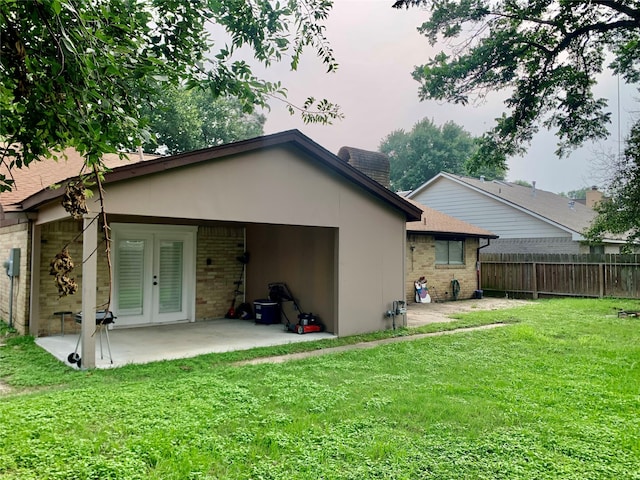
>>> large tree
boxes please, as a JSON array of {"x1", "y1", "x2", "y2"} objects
[
  {"x1": 392, "y1": 0, "x2": 640, "y2": 170},
  {"x1": 393, "y1": 0, "x2": 640, "y2": 245},
  {"x1": 586, "y1": 121, "x2": 640, "y2": 248},
  {"x1": 140, "y1": 87, "x2": 266, "y2": 155},
  {"x1": 0, "y1": 0, "x2": 339, "y2": 191},
  {"x1": 380, "y1": 118, "x2": 505, "y2": 191}
]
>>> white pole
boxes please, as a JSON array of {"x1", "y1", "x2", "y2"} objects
[{"x1": 81, "y1": 214, "x2": 99, "y2": 369}]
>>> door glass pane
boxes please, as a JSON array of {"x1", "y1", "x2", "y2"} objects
[
  {"x1": 117, "y1": 240, "x2": 145, "y2": 315},
  {"x1": 159, "y1": 240, "x2": 183, "y2": 313}
]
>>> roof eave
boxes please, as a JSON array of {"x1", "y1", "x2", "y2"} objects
[{"x1": 407, "y1": 228, "x2": 499, "y2": 239}]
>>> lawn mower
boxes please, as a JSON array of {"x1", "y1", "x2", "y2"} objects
[{"x1": 267, "y1": 282, "x2": 325, "y2": 334}]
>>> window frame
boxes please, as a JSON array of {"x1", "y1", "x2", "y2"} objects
[{"x1": 435, "y1": 236, "x2": 465, "y2": 265}]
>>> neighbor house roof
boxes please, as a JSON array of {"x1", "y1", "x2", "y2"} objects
[
  {"x1": 3, "y1": 130, "x2": 422, "y2": 222},
  {"x1": 0, "y1": 149, "x2": 159, "y2": 212},
  {"x1": 405, "y1": 198, "x2": 498, "y2": 238},
  {"x1": 409, "y1": 172, "x2": 599, "y2": 237}
]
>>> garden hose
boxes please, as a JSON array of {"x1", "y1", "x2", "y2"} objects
[{"x1": 451, "y1": 279, "x2": 460, "y2": 300}]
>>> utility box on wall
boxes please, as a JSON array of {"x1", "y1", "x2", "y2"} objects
[{"x1": 4, "y1": 248, "x2": 20, "y2": 277}]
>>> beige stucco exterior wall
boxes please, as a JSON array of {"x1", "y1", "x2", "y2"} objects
[
  {"x1": 0, "y1": 223, "x2": 30, "y2": 334},
  {"x1": 406, "y1": 234, "x2": 481, "y2": 303},
  {"x1": 337, "y1": 191, "x2": 406, "y2": 336}
]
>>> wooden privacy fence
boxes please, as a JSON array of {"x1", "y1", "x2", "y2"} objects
[{"x1": 479, "y1": 253, "x2": 640, "y2": 299}]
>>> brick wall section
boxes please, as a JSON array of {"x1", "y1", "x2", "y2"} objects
[
  {"x1": 0, "y1": 223, "x2": 30, "y2": 334},
  {"x1": 406, "y1": 234, "x2": 480, "y2": 304},
  {"x1": 195, "y1": 225, "x2": 245, "y2": 320}
]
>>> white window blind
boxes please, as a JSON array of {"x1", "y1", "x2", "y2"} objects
[
  {"x1": 117, "y1": 240, "x2": 145, "y2": 314},
  {"x1": 435, "y1": 239, "x2": 464, "y2": 265},
  {"x1": 159, "y1": 240, "x2": 183, "y2": 313}
]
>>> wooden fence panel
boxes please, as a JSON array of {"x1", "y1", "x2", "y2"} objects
[{"x1": 480, "y1": 253, "x2": 640, "y2": 299}]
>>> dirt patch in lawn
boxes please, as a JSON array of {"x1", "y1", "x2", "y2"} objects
[
  {"x1": 0, "y1": 380, "x2": 12, "y2": 396},
  {"x1": 406, "y1": 297, "x2": 530, "y2": 327}
]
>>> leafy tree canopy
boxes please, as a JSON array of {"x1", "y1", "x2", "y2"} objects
[
  {"x1": 140, "y1": 86, "x2": 265, "y2": 155},
  {"x1": 586, "y1": 121, "x2": 640, "y2": 249},
  {"x1": 513, "y1": 180, "x2": 533, "y2": 188},
  {"x1": 559, "y1": 187, "x2": 590, "y2": 200},
  {"x1": 379, "y1": 117, "x2": 505, "y2": 192},
  {"x1": 0, "y1": 0, "x2": 340, "y2": 191},
  {"x1": 392, "y1": 0, "x2": 640, "y2": 171}
]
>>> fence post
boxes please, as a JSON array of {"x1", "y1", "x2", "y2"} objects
[
  {"x1": 599, "y1": 263, "x2": 605, "y2": 298},
  {"x1": 532, "y1": 262, "x2": 538, "y2": 299}
]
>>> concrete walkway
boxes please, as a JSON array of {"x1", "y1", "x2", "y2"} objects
[{"x1": 234, "y1": 323, "x2": 509, "y2": 366}]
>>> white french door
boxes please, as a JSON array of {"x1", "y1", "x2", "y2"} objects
[{"x1": 112, "y1": 224, "x2": 196, "y2": 327}]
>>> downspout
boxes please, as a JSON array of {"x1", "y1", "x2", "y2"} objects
[{"x1": 476, "y1": 238, "x2": 491, "y2": 291}]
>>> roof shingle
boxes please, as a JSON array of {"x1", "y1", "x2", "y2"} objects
[{"x1": 0, "y1": 149, "x2": 156, "y2": 211}]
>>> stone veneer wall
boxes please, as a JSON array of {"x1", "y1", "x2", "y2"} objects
[
  {"x1": 406, "y1": 234, "x2": 480, "y2": 304},
  {"x1": 39, "y1": 219, "x2": 108, "y2": 336},
  {"x1": 0, "y1": 223, "x2": 30, "y2": 334},
  {"x1": 195, "y1": 225, "x2": 245, "y2": 320},
  {"x1": 37, "y1": 221, "x2": 245, "y2": 336}
]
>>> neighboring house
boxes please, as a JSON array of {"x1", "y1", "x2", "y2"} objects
[
  {"x1": 405, "y1": 199, "x2": 498, "y2": 303},
  {"x1": 0, "y1": 130, "x2": 421, "y2": 367},
  {"x1": 408, "y1": 172, "x2": 625, "y2": 254}
]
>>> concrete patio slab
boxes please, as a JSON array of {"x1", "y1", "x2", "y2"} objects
[{"x1": 36, "y1": 318, "x2": 335, "y2": 369}]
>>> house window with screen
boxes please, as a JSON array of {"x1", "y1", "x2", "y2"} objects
[{"x1": 435, "y1": 237, "x2": 464, "y2": 265}]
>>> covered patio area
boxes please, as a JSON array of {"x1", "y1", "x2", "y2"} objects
[{"x1": 36, "y1": 319, "x2": 336, "y2": 369}]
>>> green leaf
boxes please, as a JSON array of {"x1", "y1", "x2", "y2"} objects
[{"x1": 51, "y1": 0, "x2": 62, "y2": 15}]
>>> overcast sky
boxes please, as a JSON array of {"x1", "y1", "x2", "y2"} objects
[{"x1": 253, "y1": 0, "x2": 638, "y2": 194}]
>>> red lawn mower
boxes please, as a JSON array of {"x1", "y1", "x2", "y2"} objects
[{"x1": 268, "y1": 282, "x2": 325, "y2": 334}]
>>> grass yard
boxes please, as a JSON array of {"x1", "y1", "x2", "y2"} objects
[{"x1": 1, "y1": 298, "x2": 639, "y2": 479}]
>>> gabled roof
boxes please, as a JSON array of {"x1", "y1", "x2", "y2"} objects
[
  {"x1": 405, "y1": 198, "x2": 497, "y2": 238},
  {"x1": 3, "y1": 130, "x2": 422, "y2": 222},
  {"x1": 409, "y1": 172, "x2": 597, "y2": 237}
]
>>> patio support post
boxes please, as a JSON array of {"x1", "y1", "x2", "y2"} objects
[
  {"x1": 29, "y1": 222, "x2": 42, "y2": 335},
  {"x1": 81, "y1": 213, "x2": 98, "y2": 369}
]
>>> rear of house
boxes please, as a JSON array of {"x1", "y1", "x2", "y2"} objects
[{"x1": 0, "y1": 131, "x2": 421, "y2": 366}]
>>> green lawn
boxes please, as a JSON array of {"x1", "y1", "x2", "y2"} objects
[{"x1": 1, "y1": 298, "x2": 639, "y2": 479}]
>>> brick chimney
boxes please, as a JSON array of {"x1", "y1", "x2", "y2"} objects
[
  {"x1": 337, "y1": 147, "x2": 390, "y2": 188},
  {"x1": 586, "y1": 186, "x2": 603, "y2": 209}
]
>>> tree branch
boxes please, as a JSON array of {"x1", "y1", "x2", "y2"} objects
[
  {"x1": 591, "y1": 0, "x2": 640, "y2": 22},
  {"x1": 554, "y1": 19, "x2": 640, "y2": 55}
]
